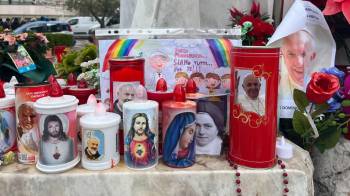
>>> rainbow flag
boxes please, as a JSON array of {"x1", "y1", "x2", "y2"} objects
[
  {"x1": 206, "y1": 39, "x2": 233, "y2": 67},
  {"x1": 102, "y1": 39, "x2": 138, "y2": 71}
]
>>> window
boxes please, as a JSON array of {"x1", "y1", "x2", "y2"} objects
[{"x1": 67, "y1": 19, "x2": 78, "y2": 26}]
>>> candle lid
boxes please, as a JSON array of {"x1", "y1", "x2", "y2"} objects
[
  {"x1": 77, "y1": 95, "x2": 98, "y2": 116},
  {"x1": 80, "y1": 103, "x2": 120, "y2": 129},
  {"x1": 0, "y1": 81, "x2": 15, "y2": 108},
  {"x1": 67, "y1": 73, "x2": 77, "y2": 86},
  {"x1": 156, "y1": 78, "x2": 167, "y2": 92},
  {"x1": 186, "y1": 78, "x2": 197, "y2": 93},
  {"x1": 276, "y1": 136, "x2": 293, "y2": 160},
  {"x1": 123, "y1": 100, "x2": 158, "y2": 110},
  {"x1": 173, "y1": 84, "x2": 186, "y2": 102},
  {"x1": 0, "y1": 94, "x2": 15, "y2": 108}
]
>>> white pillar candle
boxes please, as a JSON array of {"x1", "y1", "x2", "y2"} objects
[
  {"x1": 80, "y1": 103, "x2": 121, "y2": 170},
  {"x1": 123, "y1": 85, "x2": 159, "y2": 170}
]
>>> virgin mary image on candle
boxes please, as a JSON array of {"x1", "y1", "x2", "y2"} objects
[
  {"x1": 39, "y1": 115, "x2": 73, "y2": 165},
  {"x1": 125, "y1": 113, "x2": 156, "y2": 168},
  {"x1": 236, "y1": 71, "x2": 266, "y2": 116},
  {"x1": 163, "y1": 112, "x2": 196, "y2": 167}
]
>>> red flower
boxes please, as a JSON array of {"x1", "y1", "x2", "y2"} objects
[
  {"x1": 260, "y1": 22, "x2": 274, "y2": 36},
  {"x1": 250, "y1": 1, "x2": 261, "y2": 18},
  {"x1": 306, "y1": 72, "x2": 340, "y2": 104},
  {"x1": 230, "y1": 7, "x2": 244, "y2": 18}
]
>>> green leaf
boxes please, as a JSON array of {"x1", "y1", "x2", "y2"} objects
[
  {"x1": 293, "y1": 89, "x2": 309, "y2": 111},
  {"x1": 315, "y1": 126, "x2": 342, "y2": 153},
  {"x1": 342, "y1": 100, "x2": 350, "y2": 107},
  {"x1": 292, "y1": 110, "x2": 311, "y2": 136},
  {"x1": 312, "y1": 103, "x2": 329, "y2": 118}
]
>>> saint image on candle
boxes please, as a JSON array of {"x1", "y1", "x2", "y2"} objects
[
  {"x1": 195, "y1": 100, "x2": 225, "y2": 155},
  {"x1": 125, "y1": 113, "x2": 156, "y2": 168},
  {"x1": 17, "y1": 103, "x2": 39, "y2": 154},
  {"x1": 39, "y1": 115, "x2": 73, "y2": 165},
  {"x1": 85, "y1": 137, "x2": 101, "y2": 161},
  {"x1": 0, "y1": 111, "x2": 12, "y2": 153},
  {"x1": 236, "y1": 73, "x2": 266, "y2": 116},
  {"x1": 163, "y1": 112, "x2": 196, "y2": 167}
]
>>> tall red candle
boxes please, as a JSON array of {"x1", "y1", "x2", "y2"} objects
[
  {"x1": 109, "y1": 57, "x2": 145, "y2": 155},
  {"x1": 229, "y1": 47, "x2": 279, "y2": 168}
]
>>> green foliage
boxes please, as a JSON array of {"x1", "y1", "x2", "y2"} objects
[
  {"x1": 65, "y1": 0, "x2": 120, "y2": 28},
  {"x1": 342, "y1": 100, "x2": 350, "y2": 107},
  {"x1": 293, "y1": 89, "x2": 309, "y2": 111},
  {"x1": 55, "y1": 44, "x2": 97, "y2": 78},
  {"x1": 45, "y1": 33, "x2": 75, "y2": 48},
  {"x1": 74, "y1": 44, "x2": 97, "y2": 66},
  {"x1": 292, "y1": 89, "x2": 346, "y2": 153}
]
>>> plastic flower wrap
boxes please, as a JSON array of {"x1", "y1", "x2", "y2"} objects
[
  {"x1": 229, "y1": 1, "x2": 275, "y2": 46},
  {"x1": 292, "y1": 71, "x2": 349, "y2": 152},
  {"x1": 0, "y1": 32, "x2": 55, "y2": 83}
]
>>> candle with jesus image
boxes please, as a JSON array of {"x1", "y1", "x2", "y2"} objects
[{"x1": 34, "y1": 76, "x2": 79, "y2": 173}]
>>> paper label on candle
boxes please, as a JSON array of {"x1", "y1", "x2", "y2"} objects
[
  {"x1": 38, "y1": 112, "x2": 77, "y2": 166},
  {"x1": 8, "y1": 45, "x2": 37, "y2": 74},
  {"x1": 123, "y1": 106, "x2": 158, "y2": 169},
  {"x1": 195, "y1": 95, "x2": 228, "y2": 156},
  {"x1": 83, "y1": 130, "x2": 105, "y2": 161},
  {"x1": 15, "y1": 84, "x2": 50, "y2": 164},
  {"x1": 162, "y1": 111, "x2": 196, "y2": 168},
  {"x1": 0, "y1": 108, "x2": 16, "y2": 154}
]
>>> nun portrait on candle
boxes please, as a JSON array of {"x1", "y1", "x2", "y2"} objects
[
  {"x1": 163, "y1": 112, "x2": 196, "y2": 167},
  {"x1": 195, "y1": 99, "x2": 226, "y2": 155},
  {"x1": 39, "y1": 114, "x2": 73, "y2": 165},
  {"x1": 236, "y1": 71, "x2": 266, "y2": 116}
]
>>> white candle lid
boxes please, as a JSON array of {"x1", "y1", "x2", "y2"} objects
[
  {"x1": 123, "y1": 100, "x2": 159, "y2": 110},
  {"x1": 34, "y1": 95, "x2": 78, "y2": 114},
  {"x1": 276, "y1": 136, "x2": 293, "y2": 160},
  {"x1": 0, "y1": 94, "x2": 15, "y2": 109},
  {"x1": 77, "y1": 94, "x2": 98, "y2": 116},
  {"x1": 80, "y1": 103, "x2": 121, "y2": 129}
]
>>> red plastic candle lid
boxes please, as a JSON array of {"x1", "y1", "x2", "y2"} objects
[
  {"x1": 67, "y1": 73, "x2": 77, "y2": 86},
  {"x1": 156, "y1": 78, "x2": 167, "y2": 92},
  {"x1": 173, "y1": 84, "x2": 186, "y2": 102},
  {"x1": 0, "y1": 81, "x2": 5, "y2": 98},
  {"x1": 48, "y1": 75, "x2": 63, "y2": 97},
  {"x1": 77, "y1": 79, "x2": 88, "y2": 89},
  {"x1": 186, "y1": 78, "x2": 197, "y2": 93}
]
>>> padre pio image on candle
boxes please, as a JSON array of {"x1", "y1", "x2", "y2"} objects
[
  {"x1": 112, "y1": 82, "x2": 139, "y2": 121},
  {"x1": 234, "y1": 69, "x2": 266, "y2": 116}
]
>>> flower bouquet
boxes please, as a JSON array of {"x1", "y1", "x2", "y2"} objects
[
  {"x1": 77, "y1": 58, "x2": 99, "y2": 89},
  {"x1": 0, "y1": 32, "x2": 56, "y2": 83},
  {"x1": 229, "y1": 1, "x2": 275, "y2": 46},
  {"x1": 292, "y1": 68, "x2": 349, "y2": 152}
]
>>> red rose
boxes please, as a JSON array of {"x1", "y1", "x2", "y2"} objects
[
  {"x1": 239, "y1": 15, "x2": 256, "y2": 26},
  {"x1": 260, "y1": 22, "x2": 274, "y2": 36},
  {"x1": 306, "y1": 72, "x2": 340, "y2": 104}
]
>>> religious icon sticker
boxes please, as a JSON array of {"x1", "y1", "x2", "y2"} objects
[
  {"x1": 38, "y1": 114, "x2": 74, "y2": 165},
  {"x1": 0, "y1": 109, "x2": 16, "y2": 154},
  {"x1": 112, "y1": 82, "x2": 139, "y2": 117},
  {"x1": 123, "y1": 101, "x2": 158, "y2": 170},
  {"x1": 8, "y1": 45, "x2": 36, "y2": 73},
  {"x1": 84, "y1": 130, "x2": 104, "y2": 161}
]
